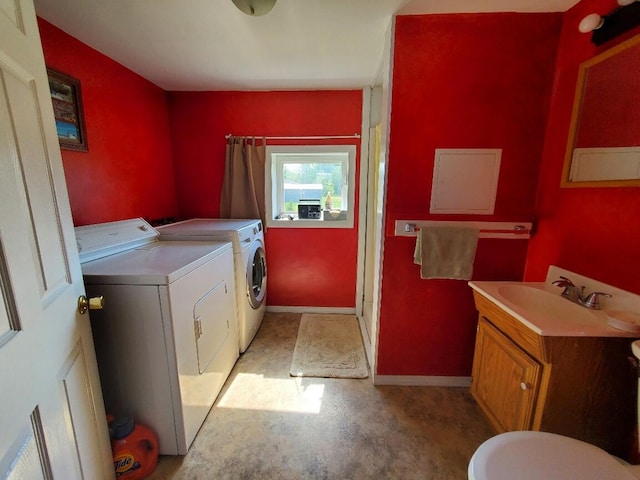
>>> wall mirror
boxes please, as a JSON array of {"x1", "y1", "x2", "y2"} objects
[{"x1": 561, "y1": 33, "x2": 640, "y2": 187}]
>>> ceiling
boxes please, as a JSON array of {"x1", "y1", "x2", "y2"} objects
[{"x1": 34, "y1": 0, "x2": 580, "y2": 91}]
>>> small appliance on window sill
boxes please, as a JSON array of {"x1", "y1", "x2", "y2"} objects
[{"x1": 297, "y1": 199, "x2": 322, "y2": 219}]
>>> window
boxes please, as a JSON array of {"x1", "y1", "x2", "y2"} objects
[{"x1": 265, "y1": 145, "x2": 356, "y2": 228}]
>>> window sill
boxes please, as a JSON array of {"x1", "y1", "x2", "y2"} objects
[{"x1": 266, "y1": 211, "x2": 353, "y2": 229}]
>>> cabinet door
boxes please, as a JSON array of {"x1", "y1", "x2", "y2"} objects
[{"x1": 471, "y1": 317, "x2": 541, "y2": 432}]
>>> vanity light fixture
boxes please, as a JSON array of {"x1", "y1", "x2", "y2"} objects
[
  {"x1": 232, "y1": 0, "x2": 277, "y2": 16},
  {"x1": 579, "y1": 0, "x2": 640, "y2": 45},
  {"x1": 579, "y1": 13, "x2": 604, "y2": 33}
]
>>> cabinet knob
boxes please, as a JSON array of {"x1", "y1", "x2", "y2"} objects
[{"x1": 520, "y1": 382, "x2": 531, "y2": 391}]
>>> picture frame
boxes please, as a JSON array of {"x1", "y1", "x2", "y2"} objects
[{"x1": 46, "y1": 68, "x2": 88, "y2": 152}]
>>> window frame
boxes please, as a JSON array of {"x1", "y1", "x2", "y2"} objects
[{"x1": 265, "y1": 145, "x2": 356, "y2": 229}]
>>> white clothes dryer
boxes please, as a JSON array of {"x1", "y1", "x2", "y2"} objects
[
  {"x1": 76, "y1": 218, "x2": 238, "y2": 455},
  {"x1": 157, "y1": 219, "x2": 267, "y2": 353}
]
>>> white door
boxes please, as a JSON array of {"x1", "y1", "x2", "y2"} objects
[{"x1": 0, "y1": 0, "x2": 113, "y2": 478}]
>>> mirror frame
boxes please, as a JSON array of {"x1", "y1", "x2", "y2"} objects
[{"x1": 561, "y1": 33, "x2": 640, "y2": 188}]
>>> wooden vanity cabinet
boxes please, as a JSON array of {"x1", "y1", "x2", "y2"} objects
[
  {"x1": 471, "y1": 317, "x2": 541, "y2": 432},
  {"x1": 470, "y1": 290, "x2": 638, "y2": 461}
]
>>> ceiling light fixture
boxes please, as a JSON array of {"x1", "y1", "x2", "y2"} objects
[
  {"x1": 578, "y1": 0, "x2": 640, "y2": 45},
  {"x1": 232, "y1": 0, "x2": 277, "y2": 16}
]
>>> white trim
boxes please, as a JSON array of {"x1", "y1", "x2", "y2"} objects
[
  {"x1": 265, "y1": 145, "x2": 356, "y2": 229},
  {"x1": 355, "y1": 87, "x2": 371, "y2": 318},
  {"x1": 357, "y1": 314, "x2": 373, "y2": 370},
  {"x1": 266, "y1": 306, "x2": 356, "y2": 315},
  {"x1": 367, "y1": 17, "x2": 396, "y2": 379},
  {"x1": 371, "y1": 47, "x2": 385, "y2": 87},
  {"x1": 373, "y1": 375, "x2": 472, "y2": 387}
]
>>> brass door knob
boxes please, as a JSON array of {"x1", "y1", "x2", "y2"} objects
[{"x1": 78, "y1": 295, "x2": 104, "y2": 315}]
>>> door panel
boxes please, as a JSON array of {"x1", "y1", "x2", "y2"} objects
[
  {"x1": 0, "y1": 0, "x2": 25, "y2": 33},
  {"x1": 0, "y1": 239, "x2": 19, "y2": 343},
  {"x1": 61, "y1": 341, "x2": 111, "y2": 479},
  {"x1": 0, "y1": 0, "x2": 113, "y2": 478},
  {"x1": 3, "y1": 48, "x2": 70, "y2": 304},
  {"x1": 1, "y1": 409, "x2": 52, "y2": 480},
  {"x1": 195, "y1": 280, "x2": 230, "y2": 374},
  {"x1": 472, "y1": 318, "x2": 541, "y2": 432}
]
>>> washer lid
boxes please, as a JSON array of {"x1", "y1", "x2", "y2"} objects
[
  {"x1": 157, "y1": 218, "x2": 260, "y2": 236},
  {"x1": 469, "y1": 431, "x2": 636, "y2": 480},
  {"x1": 156, "y1": 218, "x2": 262, "y2": 251}
]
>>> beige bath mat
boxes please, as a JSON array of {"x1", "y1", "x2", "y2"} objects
[{"x1": 290, "y1": 314, "x2": 368, "y2": 379}]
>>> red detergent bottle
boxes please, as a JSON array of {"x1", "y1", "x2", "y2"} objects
[{"x1": 109, "y1": 416, "x2": 159, "y2": 479}]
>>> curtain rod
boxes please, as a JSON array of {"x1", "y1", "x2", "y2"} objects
[{"x1": 225, "y1": 133, "x2": 360, "y2": 140}]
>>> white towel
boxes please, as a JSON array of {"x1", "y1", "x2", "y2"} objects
[{"x1": 413, "y1": 226, "x2": 479, "y2": 280}]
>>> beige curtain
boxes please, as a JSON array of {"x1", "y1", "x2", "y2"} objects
[{"x1": 220, "y1": 136, "x2": 266, "y2": 222}]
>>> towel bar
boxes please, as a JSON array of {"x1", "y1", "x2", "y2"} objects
[{"x1": 396, "y1": 220, "x2": 533, "y2": 239}]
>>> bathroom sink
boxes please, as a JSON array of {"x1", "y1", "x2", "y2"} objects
[
  {"x1": 470, "y1": 267, "x2": 640, "y2": 337},
  {"x1": 496, "y1": 284, "x2": 598, "y2": 326},
  {"x1": 468, "y1": 281, "x2": 614, "y2": 336}
]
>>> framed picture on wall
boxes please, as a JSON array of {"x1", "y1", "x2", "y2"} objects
[{"x1": 46, "y1": 68, "x2": 88, "y2": 152}]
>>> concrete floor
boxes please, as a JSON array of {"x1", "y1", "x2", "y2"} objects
[{"x1": 147, "y1": 312, "x2": 494, "y2": 480}]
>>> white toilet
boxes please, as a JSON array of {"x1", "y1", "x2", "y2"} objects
[{"x1": 468, "y1": 340, "x2": 640, "y2": 480}]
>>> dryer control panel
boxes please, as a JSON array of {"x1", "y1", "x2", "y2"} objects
[{"x1": 76, "y1": 218, "x2": 158, "y2": 263}]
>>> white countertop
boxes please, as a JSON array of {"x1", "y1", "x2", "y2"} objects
[{"x1": 469, "y1": 280, "x2": 640, "y2": 338}]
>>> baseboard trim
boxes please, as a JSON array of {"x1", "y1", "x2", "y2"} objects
[
  {"x1": 356, "y1": 315, "x2": 373, "y2": 370},
  {"x1": 373, "y1": 375, "x2": 471, "y2": 387},
  {"x1": 266, "y1": 306, "x2": 356, "y2": 314}
]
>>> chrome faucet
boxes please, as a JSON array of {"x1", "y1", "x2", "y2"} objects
[
  {"x1": 552, "y1": 276, "x2": 584, "y2": 303},
  {"x1": 579, "y1": 291, "x2": 612, "y2": 310},
  {"x1": 552, "y1": 276, "x2": 611, "y2": 309}
]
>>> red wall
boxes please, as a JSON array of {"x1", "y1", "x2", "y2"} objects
[
  {"x1": 377, "y1": 13, "x2": 562, "y2": 376},
  {"x1": 167, "y1": 91, "x2": 362, "y2": 307},
  {"x1": 40, "y1": 3, "x2": 640, "y2": 378},
  {"x1": 38, "y1": 19, "x2": 178, "y2": 226},
  {"x1": 525, "y1": 0, "x2": 640, "y2": 294}
]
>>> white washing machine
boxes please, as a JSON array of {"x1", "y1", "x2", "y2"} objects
[
  {"x1": 157, "y1": 219, "x2": 267, "y2": 353},
  {"x1": 76, "y1": 218, "x2": 238, "y2": 455}
]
